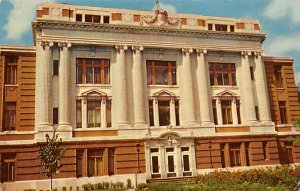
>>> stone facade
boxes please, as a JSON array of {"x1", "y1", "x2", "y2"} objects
[{"x1": 0, "y1": 3, "x2": 300, "y2": 190}]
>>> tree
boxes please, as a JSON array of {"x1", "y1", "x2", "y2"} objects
[
  {"x1": 38, "y1": 130, "x2": 64, "y2": 191},
  {"x1": 289, "y1": 119, "x2": 300, "y2": 145}
]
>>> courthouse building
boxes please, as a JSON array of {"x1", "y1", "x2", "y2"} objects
[{"x1": 0, "y1": 2, "x2": 300, "y2": 190}]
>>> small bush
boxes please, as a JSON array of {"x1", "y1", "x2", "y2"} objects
[
  {"x1": 127, "y1": 178, "x2": 132, "y2": 188},
  {"x1": 69, "y1": 186, "x2": 72, "y2": 191},
  {"x1": 103, "y1": 182, "x2": 110, "y2": 189},
  {"x1": 62, "y1": 187, "x2": 67, "y2": 191},
  {"x1": 116, "y1": 182, "x2": 124, "y2": 188},
  {"x1": 137, "y1": 183, "x2": 148, "y2": 190}
]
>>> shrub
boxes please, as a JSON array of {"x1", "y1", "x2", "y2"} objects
[
  {"x1": 272, "y1": 185, "x2": 290, "y2": 191},
  {"x1": 103, "y1": 182, "x2": 110, "y2": 189},
  {"x1": 62, "y1": 187, "x2": 67, "y2": 191},
  {"x1": 69, "y1": 186, "x2": 72, "y2": 191},
  {"x1": 137, "y1": 183, "x2": 148, "y2": 190},
  {"x1": 127, "y1": 179, "x2": 132, "y2": 188},
  {"x1": 116, "y1": 182, "x2": 124, "y2": 188}
]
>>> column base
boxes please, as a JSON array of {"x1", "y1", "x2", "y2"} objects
[
  {"x1": 118, "y1": 122, "x2": 130, "y2": 129},
  {"x1": 185, "y1": 121, "x2": 198, "y2": 127},
  {"x1": 261, "y1": 120, "x2": 275, "y2": 126},
  {"x1": 134, "y1": 122, "x2": 148, "y2": 128},
  {"x1": 246, "y1": 120, "x2": 259, "y2": 127}
]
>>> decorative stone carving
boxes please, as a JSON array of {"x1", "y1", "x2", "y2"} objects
[
  {"x1": 254, "y1": 50, "x2": 263, "y2": 58},
  {"x1": 115, "y1": 45, "x2": 128, "y2": 52},
  {"x1": 40, "y1": 41, "x2": 53, "y2": 49},
  {"x1": 132, "y1": 45, "x2": 143, "y2": 53},
  {"x1": 58, "y1": 42, "x2": 72, "y2": 49},
  {"x1": 241, "y1": 51, "x2": 251, "y2": 57},
  {"x1": 196, "y1": 49, "x2": 207, "y2": 56},
  {"x1": 182, "y1": 48, "x2": 193, "y2": 55},
  {"x1": 141, "y1": 9, "x2": 180, "y2": 27}
]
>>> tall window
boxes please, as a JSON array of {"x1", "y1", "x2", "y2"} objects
[
  {"x1": 108, "y1": 148, "x2": 115, "y2": 175},
  {"x1": 1, "y1": 153, "x2": 16, "y2": 182},
  {"x1": 85, "y1": 15, "x2": 101, "y2": 23},
  {"x1": 76, "y1": 100, "x2": 82, "y2": 128},
  {"x1": 230, "y1": 143, "x2": 241, "y2": 167},
  {"x1": 212, "y1": 100, "x2": 218, "y2": 125},
  {"x1": 5, "y1": 56, "x2": 18, "y2": 84},
  {"x1": 158, "y1": 100, "x2": 170, "y2": 126},
  {"x1": 3, "y1": 102, "x2": 16, "y2": 131},
  {"x1": 274, "y1": 65, "x2": 283, "y2": 88},
  {"x1": 88, "y1": 149, "x2": 103, "y2": 176},
  {"x1": 87, "y1": 101, "x2": 101, "y2": 128},
  {"x1": 221, "y1": 100, "x2": 232, "y2": 124},
  {"x1": 106, "y1": 101, "x2": 112, "y2": 127},
  {"x1": 175, "y1": 100, "x2": 180, "y2": 126},
  {"x1": 76, "y1": 58, "x2": 110, "y2": 84},
  {"x1": 236, "y1": 100, "x2": 241, "y2": 124},
  {"x1": 76, "y1": 150, "x2": 83, "y2": 177},
  {"x1": 279, "y1": 101, "x2": 287, "y2": 124},
  {"x1": 262, "y1": 141, "x2": 268, "y2": 160},
  {"x1": 149, "y1": 100, "x2": 154, "y2": 126},
  {"x1": 147, "y1": 60, "x2": 176, "y2": 85},
  {"x1": 209, "y1": 63, "x2": 236, "y2": 86}
]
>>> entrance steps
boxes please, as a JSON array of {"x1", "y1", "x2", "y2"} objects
[{"x1": 146, "y1": 176, "x2": 195, "y2": 184}]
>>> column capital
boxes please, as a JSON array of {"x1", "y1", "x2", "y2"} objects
[
  {"x1": 241, "y1": 51, "x2": 251, "y2": 58},
  {"x1": 58, "y1": 42, "x2": 72, "y2": 50},
  {"x1": 254, "y1": 50, "x2": 264, "y2": 59},
  {"x1": 182, "y1": 47, "x2": 193, "y2": 55},
  {"x1": 196, "y1": 48, "x2": 207, "y2": 56},
  {"x1": 40, "y1": 41, "x2": 53, "y2": 49},
  {"x1": 132, "y1": 45, "x2": 144, "y2": 54},
  {"x1": 115, "y1": 45, "x2": 128, "y2": 53}
]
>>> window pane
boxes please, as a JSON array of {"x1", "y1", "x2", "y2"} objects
[
  {"x1": 104, "y1": 66, "x2": 110, "y2": 84},
  {"x1": 76, "y1": 66, "x2": 82, "y2": 84},
  {"x1": 158, "y1": 101, "x2": 170, "y2": 126},
  {"x1": 217, "y1": 72, "x2": 223, "y2": 85},
  {"x1": 183, "y1": 155, "x2": 190, "y2": 171},
  {"x1": 175, "y1": 100, "x2": 180, "y2": 126},
  {"x1": 167, "y1": 155, "x2": 175, "y2": 172},
  {"x1": 76, "y1": 101, "x2": 82, "y2": 128},
  {"x1": 155, "y1": 68, "x2": 168, "y2": 85},
  {"x1": 152, "y1": 156, "x2": 159, "y2": 173},
  {"x1": 106, "y1": 101, "x2": 112, "y2": 127},
  {"x1": 108, "y1": 149, "x2": 114, "y2": 175},
  {"x1": 223, "y1": 73, "x2": 229, "y2": 85},
  {"x1": 232, "y1": 72, "x2": 236, "y2": 86},
  {"x1": 149, "y1": 100, "x2": 154, "y2": 126},
  {"x1": 147, "y1": 67, "x2": 152, "y2": 85},
  {"x1": 94, "y1": 68, "x2": 100, "y2": 84},
  {"x1": 3, "y1": 102, "x2": 16, "y2": 131},
  {"x1": 86, "y1": 67, "x2": 93, "y2": 83},
  {"x1": 172, "y1": 68, "x2": 177, "y2": 85},
  {"x1": 210, "y1": 71, "x2": 214, "y2": 85}
]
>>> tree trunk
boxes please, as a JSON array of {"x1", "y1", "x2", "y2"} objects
[{"x1": 50, "y1": 174, "x2": 53, "y2": 191}]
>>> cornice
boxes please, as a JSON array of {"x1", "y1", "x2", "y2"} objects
[{"x1": 32, "y1": 20, "x2": 266, "y2": 45}]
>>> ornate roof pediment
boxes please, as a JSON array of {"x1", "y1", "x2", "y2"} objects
[
  {"x1": 215, "y1": 90, "x2": 238, "y2": 98},
  {"x1": 141, "y1": 9, "x2": 180, "y2": 28}
]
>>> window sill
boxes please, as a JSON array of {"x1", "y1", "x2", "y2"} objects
[
  {"x1": 211, "y1": 85, "x2": 238, "y2": 89},
  {"x1": 148, "y1": 85, "x2": 179, "y2": 88},
  {"x1": 76, "y1": 84, "x2": 112, "y2": 88},
  {"x1": 4, "y1": 84, "x2": 18, "y2": 87},
  {"x1": 74, "y1": 127, "x2": 114, "y2": 131}
]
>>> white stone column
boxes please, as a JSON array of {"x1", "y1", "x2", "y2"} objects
[
  {"x1": 101, "y1": 98, "x2": 107, "y2": 128},
  {"x1": 254, "y1": 51, "x2": 272, "y2": 123},
  {"x1": 196, "y1": 49, "x2": 213, "y2": 126},
  {"x1": 160, "y1": 146, "x2": 167, "y2": 178},
  {"x1": 216, "y1": 98, "x2": 223, "y2": 125},
  {"x1": 190, "y1": 143, "x2": 197, "y2": 176},
  {"x1": 181, "y1": 48, "x2": 197, "y2": 126},
  {"x1": 82, "y1": 99, "x2": 87, "y2": 129},
  {"x1": 153, "y1": 99, "x2": 159, "y2": 127},
  {"x1": 175, "y1": 145, "x2": 183, "y2": 177},
  {"x1": 115, "y1": 45, "x2": 129, "y2": 127},
  {"x1": 132, "y1": 45, "x2": 146, "y2": 127},
  {"x1": 241, "y1": 51, "x2": 257, "y2": 124},
  {"x1": 58, "y1": 42, "x2": 72, "y2": 128},
  {"x1": 38, "y1": 41, "x2": 53, "y2": 128},
  {"x1": 170, "y1": 98, "x2": 176, "y2": 127},
  {"x1": 232, "y1": 99, "x2": 238, "y2": 125},
  {"x1": 145, "y1": 144, "x2": 151, "y2": 179}
]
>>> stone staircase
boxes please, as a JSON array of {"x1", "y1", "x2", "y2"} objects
[{"x1": 146, "y1": 176, "x2": 195, "y2": 184}]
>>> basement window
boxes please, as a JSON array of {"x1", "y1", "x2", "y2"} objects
[
  {"x1": 76, "y1": 14, "x2": 82, "y2": 22},
  {"x1": 103, "y1": 16, "x2": 110, "y2": 24}
]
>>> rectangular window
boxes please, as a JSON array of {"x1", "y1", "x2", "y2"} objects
[
  {"x1": 76, "y1": 14, "x2": 82, "y2": 22},
  {"x1": 175, "y1": 100, "x2": 180, "y2": 126},
  {"x1": 108, "y1": 148, "x2": 115, "y2": 175},
  {"x1": 1, "y1": 153, "x2": 16, "y2": 182},
  {"x1": 3, "y1": 102, "x2": 16, "y2": 131},
  {"x1": 236, "y1": 100, "x2": 241, "y2": 124},
  {"x1": 230, "y1": 143, "x2": 241, "y2": 167},
  {"x1": 87, "y1": 101, "x2": 101, "y2": 128},
  {"x1": 76, "y1": 58, "x2": 110, "y2": 84},
  {"x1": 250, "y1": 66, "x2": 255, "y2": 80},
  {"x1": 85, "y1": 15, "x2": 101, "y2": 23},
  {"x1": 103, "y1": 16, "x2": 110, "y2": 23},
  {"x1": 88, "y1": 149, "x2": 103, "y2": 176},
  {"x1": 255, "y1": 106, "x2": 260, "y2": 121},
  {"x1": 167, "y1": 155, "x2": 175, "y2": 172},
  {"x1": 208, "y1": 23, "x2": 213, "y2": 30},
  {"x1": 53, "y1": 60, "x2": 59, "y2": 75},
  {"x1": 76, "y1": 100, "x2": 82, "y2": 128},
  {"x1": 215, "y1": 24, "x2": 227, "y2": 31},
  {"x1": 151, "y1": 156, "x2": 159, "y2": 173},
  {"x1": 212, "y1": 100, "x2": 218, "y2": 125},
  {"x1": 53, "y1": 107, "x2": 58, "y2": 125},
  {"x1": 230, "y1": 25, "x2": 235, "y2": 32},
  {"x1": 279, "y1": 101, "x2": 287, "y2": 124},
  {"x1": 182, "y1": 155, "x2": 190, "y2": 172},
  {"x1": 106, "y1": 101, "x2": 112, "y2": 127},
  {"x1": 221, "y1": 100, "x2": 232, "y2": 125},
  {"x1": 284, "y1": 141, "x2": 294, "y2": 164},
  {"x1": 76, "y1": 150, "x2": 83, "y2": 177},
  {"x1": 158, "y1": 100, "x2": 170, "y2": 126},
  {"x1": 5, "y1": 56, "x2": 18, "y2": 84},
  {"x1": 274, "y1": 65, "x2": 283, "y2": 88},
  {"x1": 209, "y1": 63, "x2": 236, "y2": 86},
  {"x1": 149, "y1": 100, "x2": 154, "y2": 126},
  {"x1": 146, "y1": 60, "x2": 176, "y2": 85}
]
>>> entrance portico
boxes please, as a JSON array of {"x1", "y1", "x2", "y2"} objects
[{"x1": 145, "y1": 131, "x2": 196, "y2": 179}]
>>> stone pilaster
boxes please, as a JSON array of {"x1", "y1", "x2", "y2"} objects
[
  {"x1": 101, "y1": 98, "x2": 107, "y2": 128},
  {"x1": 232, "y1": 99, "x2": 238, "y2": 125},
  {"x1": 132, "y1": 45, "x2": 146, "y2": 127},
  {"x1": 153, "y1": 99, "x2": 159, "y2": 127},
  {"x1": 241, "y1": 51, "x2": 257, "y2": 124},
  {"x1": 115, "y1": 45, "x2": 129, "y2": 127},
  {"x1": 58, "y1": 42, "x2": 72, "y2": 128},
  {"x1": 181, "y1": 48, "x2": 197, "y2": 126},
  {"x1": 175, "y1": 145, "x2": 183, "y2": 177},
  {"x1": 38, "y1": 41, "x2": 53, "y2": 128},
  {"x1": 196, "y1": 49, "x2": 213, "y2": 126},
  {"x1": 254, "y1": 51, "x2": 272, "y2": 124},
  {"x1": 170, "y1": 98, "x2": 176, "y2": 127},
  {"x1": 216, "y1": 98, "x2": 223, "y2": 125}
]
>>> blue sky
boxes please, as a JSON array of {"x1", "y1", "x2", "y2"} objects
[{"x1": 0, "y1": 0, "x2": 299, "y2": 84}]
